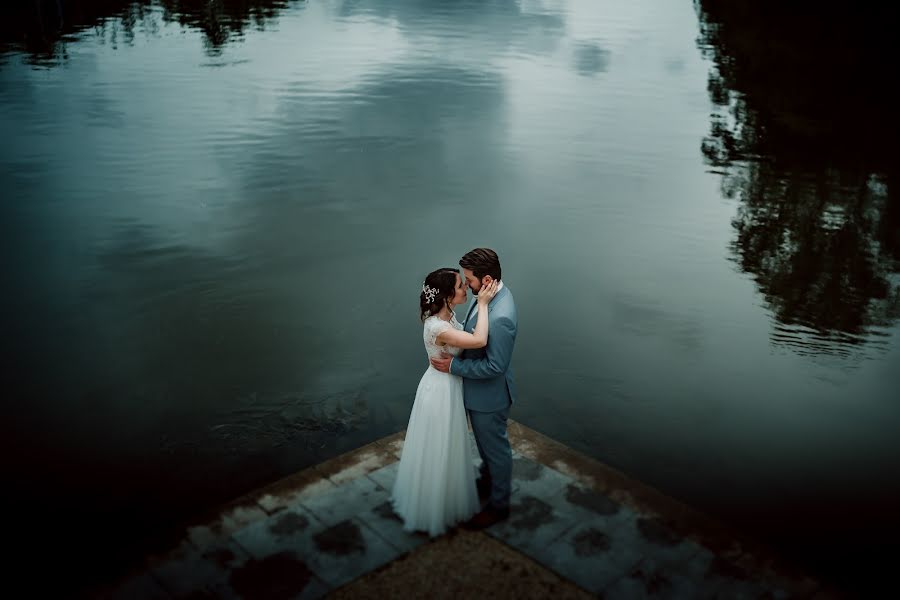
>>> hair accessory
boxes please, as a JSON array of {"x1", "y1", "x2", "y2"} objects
[{"x1": 422, "y1": 283, "x2": 438, "y2": 303}]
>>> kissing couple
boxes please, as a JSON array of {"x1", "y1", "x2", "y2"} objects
[{"x1": 391, "y1": 248, "x2": 518, "y2": 535}]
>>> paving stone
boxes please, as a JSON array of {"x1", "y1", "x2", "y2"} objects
[
  {"x1": 382, "y1": 434, "x2": 405, "y2": 458},
  {"x1": 534, "y1": 519, "x2": 645, "y2": 594},
  {"x1": 615, "y1": 514, "x2": 706, "y2": 565},
  {"x1": 366, "y1": 461, "x2": 399, "y2": 492},
  {"x1": 310, "y1": 518, "x2": 402, "y2": 586},
  {"x1": 186, "y1": 503, "x2": 269, "y2": 550},
  {"x1": 193, "y1": 540, "x2": 330, "y2": 600},
  {"x1": 257, "y1": 471, "x2": 337, "y2": 515},
  {"x1": 151, "y1": 540, "x2": 249, "y2": 599},
  {"x1": 511, "y1": 456, "x2": 575, "y2": 501},
  {"x1": 354, "y1": 498, "x2": 430, "y2": 554},
  {"x1": 603, "y1": 552, "x2": 724, "y2": 599},
  {"x1": 299, "y1": 474, "x2": 389, "y2": 526},
  {"x1": 314, "y1": 438, "x2": 398, "y2": 485},
  {"x1": 105, "y1": 572, "x2": 171, "y2": 600},
  {"x1": 102, "y1": 422, "x2": 827, "y2": 598},
  {"x1": 486, "y1": 493, "x2": 579, "y2": 556},
  {"x1": 690, "y1": 548, "x2": 773, "y2": 600},
  {"x1": 549, "y1": 480, "x2": 639, "y2": 531},
  {"x1": 224, "y1": 550, "x2": 331, "y2": 600},
  {"x1": 230, "y1": 508, "x2": 334, "y2": 597},
  {"x1": 231, "y1": 506, "x2": 323, "y2": 560},
  {"x1": 233, "y1": 510, "x2": 402, "y2": 589}
]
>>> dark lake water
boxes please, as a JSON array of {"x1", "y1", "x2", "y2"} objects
[{"x1": 3, "y1": 0, "x2": 898, "y2": 595}]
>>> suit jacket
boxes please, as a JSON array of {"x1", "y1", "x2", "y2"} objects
[{"x1": 450, "y1": 284, "x2": 518, "y2": 412}]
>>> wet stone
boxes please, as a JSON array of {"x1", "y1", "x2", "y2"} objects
[
  {"x1": 512, "y1": 456, "x2": 544, "y2": 481},
  {"x1": 201, "y1": 540, "x2": 250, "y2": 571},
  {"x1": 614, "y1": 516, "x2": 703, "y2": 565},
  {"x1": 630, "y1": 561, "x2": 672, "y2": 595},
  {"x1": 603, "y1": 554, "x2": 722, "y2": 600},
  {"x1": 637, "y1": 517, "x2": 681, "y2": 547},
  {"x1": 565, "y1": 483, "x2": 621, "y2": 516},
  {"x1": 509, "y1": 496, "x2": 555, "y2": 531},
  {"x1": 510, "y1": 457, "x2": 574, "y2": 501},
  {"x1": 355, "y1": 499, "x2": 429, "y2": 555},
  {"x1": 487, "y1": 493, "x2": 580, "y2": 557},
  {"x1": 105, "y1": 423, "x2": 825, "y2": 597},
  {"x1": 372, "y1": 500, "x2": 403, "y2": 523},
  {"x1": 269, "y1": 511, "x2": 310, "y2": 537},
  {"x1": 231, "y1": 506, "x2": 319, "y2": 562},
  {"x1": 530, "y1": 520, "x2": 644, "y2": 594},
  {"x1": 604, "y1": 562, "x2": 673, "y2": 599},
  {"x1": 187, "y1": 504, "x2": 268, "y2": 549},
  {"x1": 314, "y1": 520, "x2": 367, "y2": 556},
  {"x1": 695, "y1": 550, "x2": 771, "y2": 599},
  {"x1": 229, "y1": 551, "x2": 327, "y2": 600},
  {"x1": 365, "y1": 462, "x2": 399, "y2": 492},
  {"x1": 233, "y1": 512, "x2": 401, "y2": 590},
  {"x1": 257, "y1": 472, "x2": 336, "y2": 515},
  {"x1": 315, "y1": 445, "x2": 396, "y2": 486},
  {"x1": 572, "y1": 527, "x2": 611, "y2": 556},
  {"x1": 299, "y1": 474, "x2": 388, "y2": 526},
  {"x1": 151, "y1": 545, "x2": 245, "y2": 598},
  {"x1": 308, "y1": 517, "x2": 402, "y2": 588}
]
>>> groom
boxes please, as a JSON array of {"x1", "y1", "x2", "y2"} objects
[{"x1": 431, "y1": 248, "x2": 518, "y2": 529}]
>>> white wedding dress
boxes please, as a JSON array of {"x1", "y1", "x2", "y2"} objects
[{"x1": 391, "y1": 313, "x2": 479, "y2": 536}]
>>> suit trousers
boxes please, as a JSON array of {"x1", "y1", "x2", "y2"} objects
[{"x1": 468, "y1": 403, "x2": 512, "y2": 510}]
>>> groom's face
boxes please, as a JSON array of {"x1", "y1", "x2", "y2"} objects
[{"x1": 462, "y1": 268, "x2": 484, "y2": 294}]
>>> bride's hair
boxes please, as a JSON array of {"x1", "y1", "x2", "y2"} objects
[{"x1": 420, "y1": 267, "x2": 459, "y2": 321}]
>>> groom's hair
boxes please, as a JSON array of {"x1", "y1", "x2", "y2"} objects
[{"x1": 459, "y1": 248, "x2": 501, "y2": 282}]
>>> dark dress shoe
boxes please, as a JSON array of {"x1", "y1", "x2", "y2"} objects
[{"x1": 462, "y1": 506, "x2": 510, "y2": 530}]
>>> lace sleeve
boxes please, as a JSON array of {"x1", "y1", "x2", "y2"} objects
[{"x1": 424, "y1": 316, "x2": 452, "y2": 346}]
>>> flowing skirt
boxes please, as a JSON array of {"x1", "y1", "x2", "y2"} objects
[{"x1": 391, "y1": 366, "x2": 478, "y2": 537}]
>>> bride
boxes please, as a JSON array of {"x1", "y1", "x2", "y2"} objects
[{"x1": 391, "y1": 267, "x2": 499, "y2": 536}]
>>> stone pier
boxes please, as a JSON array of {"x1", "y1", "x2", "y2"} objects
[{"x1": 94, "y1": 420, "x2": 840, "y2": 599}]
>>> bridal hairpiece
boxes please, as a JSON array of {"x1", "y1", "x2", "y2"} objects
[{"x1": 422, "y1": 283, "x2": 438, "y2": 303}]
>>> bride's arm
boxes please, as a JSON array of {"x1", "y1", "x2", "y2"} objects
[{"x1": 435, "y1": 280, "x2": 498, "y2": 349}]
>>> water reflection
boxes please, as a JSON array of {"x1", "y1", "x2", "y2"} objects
[
  {"x1": 3, "y1": 2, "x2": 543, "y2": 590},
  {"x1": 0, "y1": 0, "x2": 303, "y2": 62},
  {"x1": 695, "y1": 0, "x2": 900, "y2": 356},
  {"x1": 338, "y1": 0, "x2": 567, "y2": 57},
  {"x1": 572, "y1": 41, "x2": 609, "y2": 77}
]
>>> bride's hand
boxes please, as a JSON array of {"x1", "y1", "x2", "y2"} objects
[{"x1": 477, "y1": 279, "x2": 499, "y2": 305}]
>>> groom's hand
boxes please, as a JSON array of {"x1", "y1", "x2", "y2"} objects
[{"x1": 430, "y1": 352, "x2": 452, "y2": 373}]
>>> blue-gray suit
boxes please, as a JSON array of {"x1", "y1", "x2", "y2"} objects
[{"x1": 450, "y1": 283, "x2": 517, "y2": 510}]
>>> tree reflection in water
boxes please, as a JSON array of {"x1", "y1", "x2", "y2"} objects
[
  {"x1": 695, "y1": 0, "x2": 900, "y2": 356},
  {"x1": 0, "y1": 0, "x2": 301, "y2": 61}
]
